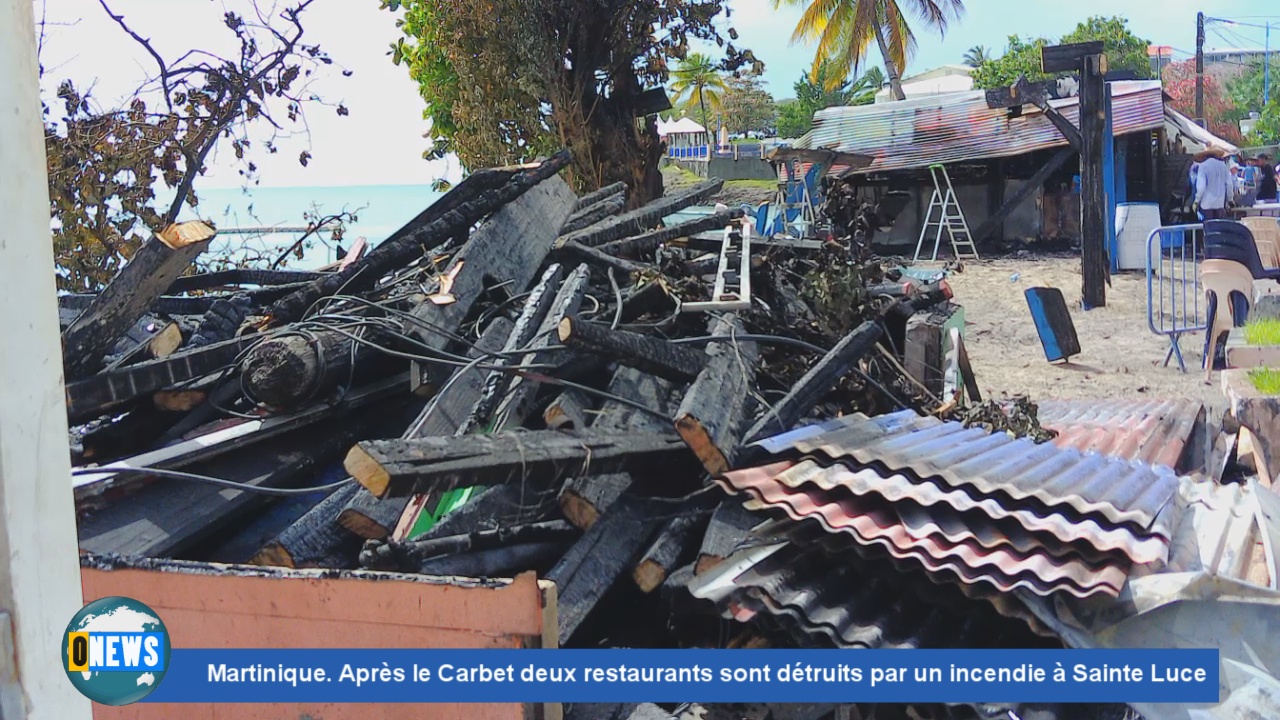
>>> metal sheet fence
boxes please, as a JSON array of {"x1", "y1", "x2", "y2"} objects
[{"x1": 1146, "y1": 223, "x2": 1204, "y2": 372}]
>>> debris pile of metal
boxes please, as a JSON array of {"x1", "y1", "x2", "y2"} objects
[{"x1": 60, "y1": 149, "x2": 1279, "y2": 720}]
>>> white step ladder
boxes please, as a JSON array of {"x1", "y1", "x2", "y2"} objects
[{"x1": 914, "y1": 164, "x2": 980, "y2": 262}]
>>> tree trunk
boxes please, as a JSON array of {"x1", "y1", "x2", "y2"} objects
[{"x1": 873, "y1": 23, "x2": 906, "y2": 101}]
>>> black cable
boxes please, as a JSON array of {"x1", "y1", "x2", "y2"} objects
[{"x1": 71, "y1": 467, "x2": 353, "y2": 496}]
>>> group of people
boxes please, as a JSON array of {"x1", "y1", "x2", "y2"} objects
[{"x1": 1191, "y1": 147, "x2": 1280, "y2": 220}]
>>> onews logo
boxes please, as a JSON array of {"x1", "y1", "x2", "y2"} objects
[{"x1": 62, "y1": 596, "x2": 171, "y2": 705}]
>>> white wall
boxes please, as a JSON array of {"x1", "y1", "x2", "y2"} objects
[{"x1": 0, "y1": 0, "x2": 94, "y2": 717}]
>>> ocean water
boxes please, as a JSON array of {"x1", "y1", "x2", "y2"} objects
[{"x1": 188, "y1": 184, "x2": 444, "y2": 269}]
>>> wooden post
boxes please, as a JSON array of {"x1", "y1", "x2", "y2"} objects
[
  {"x1": 61, "y1": 221, "x2": 215, "y2": 379},
  {"x1": 1039, "y1": 43, "x2": 1108, "y2": 307},
  {"x1": 0, "y1": 0, "x2": 93, "y2": 713},
  {"x1": 1079, "y1": 53, "x2": 1109, "y2": 308}
]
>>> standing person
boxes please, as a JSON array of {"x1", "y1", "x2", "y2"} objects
[
  {"x1": 1260, "y1": 154, "x2": 1280, "y2": 203},
  {"x1": 1195, "y1": 148, "x2": 1233, "y2": 220}
]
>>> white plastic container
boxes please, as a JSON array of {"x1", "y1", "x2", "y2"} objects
[{"x1": 1115, "y1": 202, "x2": 1163, "y2": 271}]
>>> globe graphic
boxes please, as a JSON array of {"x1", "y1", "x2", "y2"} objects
[{"x1": 62, "y1": 596, "x2": 170, "y2": 705}]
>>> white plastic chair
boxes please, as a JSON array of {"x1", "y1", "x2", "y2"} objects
[{"x1": 1201, "y1": 258, "x2": 1254, "y2": 382}]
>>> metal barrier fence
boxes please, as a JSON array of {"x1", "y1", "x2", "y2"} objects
[
  {"x1": 1146, "y1": 223, "x2": 1205, "y2": 373},
  {"x1": 666, "y1": 146, "x2": 709, "y2": 159}
]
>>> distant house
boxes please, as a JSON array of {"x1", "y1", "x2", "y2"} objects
[
  {"x1": 873, "y1": 65, "x2": 974, "y2": 104},
  {"x1": 656, "y1": 115, "x2": 709, "y2": 159}
]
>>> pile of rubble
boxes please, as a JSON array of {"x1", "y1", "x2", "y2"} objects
[{"x1": 62, "y1": 150, "x2": 1279, "y2": 720}]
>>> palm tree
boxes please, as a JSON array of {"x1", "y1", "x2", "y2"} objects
[
  {"x1": 851, "y1": 67, "x2": 886, "y2": 104},
  {"x1": 775, "y1": 0, "x2": 966, "y2": 101},
  {"x1": 669, "y1": 53, "x2": 729, "y2": 132},
  {"x1": 962, "y1": 45, "x2": 990, "y2": 67}
]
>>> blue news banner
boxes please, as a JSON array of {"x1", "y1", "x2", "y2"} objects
[{"x1": 143, "y1": 648, "x2": 1220, "y2": 704}]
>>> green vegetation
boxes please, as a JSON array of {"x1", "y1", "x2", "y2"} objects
[
  {"x1": 670, "y1": 53, "x2": 730, "y2": 131},
  {"x1": 1248, "y1": 368, "x2": 1280, "y2": 395},
  {"x1": 1226, "y1": 61, "x2": 1280, "y2": 145},
  {"x1": 776, "y1": 63, "x2": 881, "y2": 138},
  {"x1": 726, "y1": 179, "x2": 777, "y2": 191},
  {"x1": 971, "y1": 16, "x2": 1152, "y2": 90},
  {"x1": 1244, "y1": 318, "x2": 1280, "y2": 347},
  {"x1": 773, "y1": 0, "x2": 965, "y2": 98},
  {"x1": 718, "y1": 75, "x2": 777, "y2": 136},
  {"x1": 382, "y1": 0, "x2": 760, "y2": 203}
]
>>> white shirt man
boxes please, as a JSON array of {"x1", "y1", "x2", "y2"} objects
[{"x1": 1195, "y1": 154, "x2": 1233, "y2": 220}]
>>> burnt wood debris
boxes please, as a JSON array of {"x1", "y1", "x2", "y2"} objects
[{"x1": 63, "y1": 148, "x2": 1004, "y2": 667}]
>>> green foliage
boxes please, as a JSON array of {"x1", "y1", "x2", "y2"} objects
[
  {"x1": 44, "y1": 0, "x2": 342, "y2": 292},
  {"x1": 774, "y1": 0, "x2": 965, "y2": 96},
  {"x1": 670, "y1": 53, "x2": 730, "y2": 129},
  {"x1": 383, "y1": 0, "x2": 759, "y2": 200},
  {"x1": 1249, "y1": 367, "x2": 1280, "y2": 395},
  {"x1": 1228, "y1": 60, "x2": 1280, "y2": 144},
  {"x1": 1229, "y1": 60, "x2": 1280, "y2": 114},
  {"x1": 971, "y1": 16, "x2": 1152, "y2": 90},
  {"x1": 1249, "y1": 102, "x2": 1280, "y2": 145},
  {"x1": 1244, "y1": 318, "x2": 1280, "y2": 347},
  {"x1": 970, "y1": 35, "x2": 1052, "y2": 89},
  {"x1": 775, "y1": 62, "x2": 879, "y2": 138},
  {"x1": 718, "y1": 75, "x2": 776, "y2": 135},
  {"x1": 962, "y1": 45, "x2": 991, "y2": 67},
  {"x1": 1061, "y1": 16, "x2": 1151, "y2": 78}
]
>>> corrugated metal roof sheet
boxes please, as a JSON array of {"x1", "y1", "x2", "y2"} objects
[
  {"x1": 688, "y1": 538, "x2": 1058, "y2": 649},
  {"x1": 722, "y1": 474, "x2": 1129, "y2": 598},
  {"x1": 785, "y1": 80, "x2": 1164, "y2": 176},
  {"x1": 749, "y1": 410, "x2": 1180, "y2": 534},
  {"x1": 1036, "y1": 398, "x2": 1204, "y2": 471},
  {"x1": 726, "y1": 459, "x2": 1169, "y2": 563}
]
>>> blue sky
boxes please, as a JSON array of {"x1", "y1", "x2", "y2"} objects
[
  {"x1": 728, "y1": 0, "x2": 1280, "y2": 96},
  {"x1": 36, "y1": 0, "x2": 1280, "y2": 188}
]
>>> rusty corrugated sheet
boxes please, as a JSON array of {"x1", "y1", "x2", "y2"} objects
[
  {"x1": 722, "y1": 474, "x2": 1129, "y2": 597},
  {"x1": 750, "y1": 410, "x2": 1181, "y2": 533},
  {"x1": 688, "y1": 539, "x2": 1058, "y2": 649},
  {"x1": 785, "y1": 80, "x2": 1163, "y2": 176},
  {"x1": 1036, "y1": 398, "x2": 1204, "y2": 471},
  {"x1": 726, "y1": 459, "x2": 1169, "y2": 563}
]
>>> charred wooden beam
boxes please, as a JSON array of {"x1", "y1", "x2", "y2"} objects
[
  {"x1": 167, "y1": 268, "x2": 325, "y2": 293},
  {"x1": 399, "y1": 520, "x2": 577, "y2": 563},
  {"x1": 971, "y1": 147, "x2": 1074, "y2": 243},
  {"x1": 633, "y1": 511, "x2": 707, "y2": 593},
  {"x1": 741, "y1": 321, "x2": 883, "y2": 445},
  {"x1": 556, "y1": 368, "x2": 676, "y2": 529},
  {"x1": 545, "y1": 495, "x2": 661, "y2": 644},
  {"x1": 490, "y1": 264, "x2": 592, "y2": 427},
  {"x1": 674, "y1": 313, "x2": 758, "y2": 475},
  {"x1": 573, "y1": 182, "x2": 628, "y2": 212},
  {"x1": 336, "y1": 317, "x2": 516, "y2": 540},
  {"x1": 558, "y1": 473, "x2": 632, "y2": 531},
  {"x1": 561, "y1": 193, "x2": 626, "y2": 235},
  {"x1": 543, "y1": 389, "x2": 592, "y2": 430},
  {"x1": 404, "y1": 175, "x2": 579, "y2": 385},
  {"x1": 555, "y1": 179, "x2": 724, "y2": 249},
  {"x1": 619, "y1": 281, "x2": 677, "y2": 324},
  {"x1": 416, "y1": 541, "x2": 569, "y2": 578},
  {"x1": 265, "y1": 150, "x2": 572, "y2": 326},
  {"x1": 252, "y1": 484, "x2": 363, "y2": 569},
  {"x1": 65, "y1": 335, "x2": 257, "y2": 424},
  {"x1": 347, "y1": 429, "x2": 699, "y2": 499},
  {"x1": 240, "y1": 331, "x2": 362, "y2": 410},
  {"x1": 556, "y1": 240, "x2": 649, "y2": 276},
  {"x1": 463, "y1": 265, "x2": 567, "y2": 432},
  {"x1": 596, "y1": 208, "x2": 744, "y2": 259},
  {"x1": 79, "y1": 395, "x2": 415, "y2": 560},
  {"x1": 557, "y1": 316, "x2": 705, "y2": 383},
  {"x1": 695, "y1": 500, "x2": 759, "y2": 575},
  {"x1": 74, "y1": 373, "x2": 411, "y2": 504},
  {"x1": 63, "y1": 221, "x2": 216, "y2": 379}
]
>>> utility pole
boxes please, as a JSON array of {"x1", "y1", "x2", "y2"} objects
[{"x1": 1196, "y1": 11, "x2": 1206, "y2": 127}]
